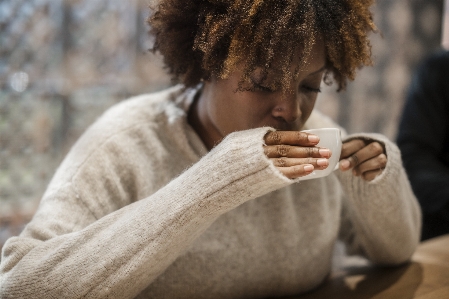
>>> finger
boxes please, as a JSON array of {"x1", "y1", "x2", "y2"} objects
[
  {"x1": 339, "y1": 153, "x2": 359, "y2": 171},
  {"x1": 361, "y1": 169, "x2": 384, "y2": 181},
  {"x1": 264, "y1": 131, "x2": 320, "y2": 146},
  {"x1": 340, "y1": 141, "x2": 385, "y2": 171},
  {"x1": 271, "y1": 157, "x2": 329, "y2": 169},
  {"x1": 340, "y1": 139, "x2": 366, "y2": 159},
  {"x1": 264, "y1": 144, "x2": 331, "y2": 159},
  {"x1": 353, "y1": 154, "x2": 387, "y2": 176},
  {"x1": 277, "y1": 164, "x2": 314, "y2": 179}
]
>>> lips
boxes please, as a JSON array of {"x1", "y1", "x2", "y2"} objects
[{"x1": 263, "y1": 118, "x2": 301, "y2": 131}]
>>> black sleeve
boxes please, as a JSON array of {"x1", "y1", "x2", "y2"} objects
[{"x1": 397, "y1": 51, "x2": 449, "y2": 216}]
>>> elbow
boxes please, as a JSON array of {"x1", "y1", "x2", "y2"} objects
[
  {"x1": 0, "y1": 268, "x2": 51, "y2": 299},
  {"x1": 371, "y1": 231, "x2": 420, "y2": 267},
  {"x1": 0, "y1": 271, "x2": 25, "y2": 299},
  {"x1": 370, "y1": 247, "x2": 415, "y2": 267},
  {"x1": 0, "y1": 263, "x2": 27, "y2": 298},
  {"x1": 0, "y1": 237, "x2": 44, "y2": 298}
]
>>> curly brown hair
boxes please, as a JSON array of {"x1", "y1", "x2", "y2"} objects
[{"x1": 148, "y1": 0, "x2": 376, "y2": 92}]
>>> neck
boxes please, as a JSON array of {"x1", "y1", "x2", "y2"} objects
[{"x1": 187, "y1": 85, "x2": 223, "y2": 151}]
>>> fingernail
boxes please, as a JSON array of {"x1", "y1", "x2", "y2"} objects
[
  {"x1": 317, "y1": 159, "x2": 328, "y2": 166},
  {"x1": 308, "y1": 135, "x2": 319, "y2": 143},
  {"x1": 319, "y1": 149, "x2": 330, "y2": 157},
  {"x1": 304, "y1": 165, "x2": 314, "y2": 172},
  {"x1": 340, "y1": 159, "x2": 350, "y2": 169}
]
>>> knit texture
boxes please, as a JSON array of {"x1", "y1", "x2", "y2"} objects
[{"x1": 0, "y1": 85, "x2": 421, "y2": 299}]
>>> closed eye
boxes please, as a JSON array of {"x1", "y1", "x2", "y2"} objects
[
  {"x1": 250, "y1": 76, "x2": 278, "y2": 93},
  {"x1": 254, "y1": 83, "x2": 276, "y2": 92},
  {"x1": 301, "y1": 85, "x2": 321, "y2": 93}
]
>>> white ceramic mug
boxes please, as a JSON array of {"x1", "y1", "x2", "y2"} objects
[{"x1": 298, "y1": 128, "x2": 342, "y2": 181}]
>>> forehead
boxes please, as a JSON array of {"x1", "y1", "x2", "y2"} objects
[{"x1": 259, "y1": 39, "x2": 327, "y2": 75}]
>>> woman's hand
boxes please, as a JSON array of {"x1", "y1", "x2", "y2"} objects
[
  {"x1": 339, "y1": 139, "x2": 387, "y2": 181},
  {"x1": 264, "y1": 131, "x2": 332, "y2": 179}
]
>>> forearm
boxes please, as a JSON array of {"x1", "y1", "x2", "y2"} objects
[
  {"x1": 337, "y1": 134, "x2": 421, "y2": 265},
  {"x1": 0, "y1": 128, "x2": 291, "y2": 299}
]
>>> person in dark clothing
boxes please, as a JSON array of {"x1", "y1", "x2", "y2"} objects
[{"x1": 397, "y1": 50, "x2": 449, "y2": 240}]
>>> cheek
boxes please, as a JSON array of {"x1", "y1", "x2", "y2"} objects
[
  {"x1": 300, "y1": 95, "x2": 317, "y2": 120},
  {"x1": 233, "y1": 102, "x2": 262, "y2": 127},
  {"x1": 232, "y1": 98, "x2": 272, "y2": 129},
  {"x1": 216, "y1": 94, "x2": 254, "y2": 130},
  {"x1": 233, "y1": 93, "x2": 265, "y2": 113}
]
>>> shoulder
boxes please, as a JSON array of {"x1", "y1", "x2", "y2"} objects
[
  {"x1": 51, "y1": 85, "x2": 192, "y2": 181},
  {"x1": 74, "y1": 85, "x2": 188, "y2": 153},
  {"x1": 44, "y1": 85, "x2": 195, "y2": 215},
  {"x1": 97, "y1": 84, "x2": 187, "y2": 131}
]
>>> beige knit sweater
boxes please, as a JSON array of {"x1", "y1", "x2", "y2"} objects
[{"x1": 0, "y1": 85, "x2": 421, "y2": 299}]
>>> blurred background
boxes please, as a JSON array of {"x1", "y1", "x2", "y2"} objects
[{"x1": 0, "y1": 0, "x2": 446, "y2": 251}]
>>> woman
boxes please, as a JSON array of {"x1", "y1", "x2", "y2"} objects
[{"x1": 0, "y1": 0, "x2": 421, "y2": 298}]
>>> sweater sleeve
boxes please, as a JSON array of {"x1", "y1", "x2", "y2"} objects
[
  {"x1": 0, "y1": 127, "x2": 292, "y2": 299},
  {"x1": 336, "y1": 133, "x2": 422, "y2": 265}
]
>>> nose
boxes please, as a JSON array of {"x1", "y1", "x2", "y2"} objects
[{"x1": 271, "y1": 92, "x2": 301, "y2": 124}]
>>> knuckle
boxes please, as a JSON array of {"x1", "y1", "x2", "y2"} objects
[
  {"x1": 297, "y1": 131, "x2": 308, "y2": 142},
  {"x1": 293, "y1": 165, "x2": 303, "y2": 174},
  {"x1": 369, "y1": 142, "x2": 384, "y2": 155},
  {"x1": 350, "y1": 154, "x2": 359, "y2": 165},
  {"x1": 378, "y1": 153, "x2": 387, "y2": 165},
  {"x1": 277, "y1": 158, "x2": 287, "y2": 167},
  {"x1": 270, "y1": 131, "x2": 282, "y2": 144},
  {"x1": 277, "y1": 145, "x2": 289, "y2": 157},
  {"x1": 305, "y1": 147, "x2": 314, "y2": 157}
]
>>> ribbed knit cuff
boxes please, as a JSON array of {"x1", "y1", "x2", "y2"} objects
[
  {"x1": 336, "y1": 132, "x2": 407, "y2": 210},
  {"x1": 335, "y1": 133, "x2": 421, "y2": 264}
]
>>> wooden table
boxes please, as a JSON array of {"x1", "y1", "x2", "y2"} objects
[{"x1": 293, "y1": 235, "x2": 449, "y2": 299}]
